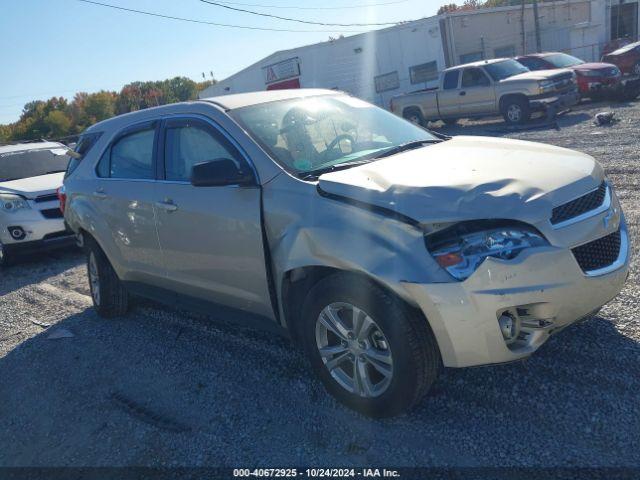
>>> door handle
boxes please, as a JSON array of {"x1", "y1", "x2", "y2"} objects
[
  {"x1": 93, "y1": 188, "x2": 107, "y2": 199},
  {"x1": 155, "y1": 200, "x2": 178, "y2": 212},
  {"x1": 459, "y1": 91, "x2": 466, "y2": 96}
]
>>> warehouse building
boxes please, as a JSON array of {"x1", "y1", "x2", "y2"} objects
[
  {"x1": 200, "y1": 16, "x2": 446, "y2": 108},
  {"x1": 200, "y1": 0, "x2": 638, "y2": 106}
]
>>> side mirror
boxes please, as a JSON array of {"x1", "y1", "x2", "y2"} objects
[{"x1": 190, "y1": 158, "x2": 255, "y2": 187}]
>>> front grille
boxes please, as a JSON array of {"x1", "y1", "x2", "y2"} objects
[
  {"x1": 572, "y1": 229, "x2": 621, "y2": 273},
  {"x1": 40, "y1": 208, "x2": 63, "y2": 219},
  {"x1": 551, "y1": 72, "x2": 575, "y2": 91},
  {"x1": 34, "y1": 193, "x2": 59, "y2": 203},
  {"x1": 551, "y1": 182, "x2": 607, "y2": 225}
]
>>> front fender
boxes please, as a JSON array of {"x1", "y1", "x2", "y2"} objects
[{"x1": 262, "y1": 176, "x2": 451, "y2": 319}]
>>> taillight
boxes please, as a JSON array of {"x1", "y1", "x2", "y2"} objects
[{"x1": 57, "y1": 186, "x2": 67, "y2": 213}]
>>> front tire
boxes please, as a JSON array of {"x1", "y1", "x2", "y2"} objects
[
  {"x1": 501, "y1": 96, "x2": 531, "y2": 125},
  {"x1": 300, "y1": 273, "x2": 440, "y2": 417},
  {"x1": 85, "y1": 237, "x2": 129, "y2": 318}
]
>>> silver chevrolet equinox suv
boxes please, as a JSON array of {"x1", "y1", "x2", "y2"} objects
[{"x1": 63, "y1": 89, "x2": 630, "y2": 417}]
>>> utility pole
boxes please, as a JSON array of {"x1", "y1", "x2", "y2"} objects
[
  {"x1": 520, "y1": 0, "x2": 526, "y2": 55},
  {"x1": 533, "y1": 0, "x2": 541, "y2": 52}
]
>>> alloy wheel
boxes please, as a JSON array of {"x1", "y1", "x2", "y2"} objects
[
  {"x1": 315, "y1": 302, "x2": 393, "y2": 398},
  {"x1": 507, "y1": 104, "x2": 522, "y2": 123},
  {"x1": 88, "y1": 252, "x2": 101, "y2": 306}
]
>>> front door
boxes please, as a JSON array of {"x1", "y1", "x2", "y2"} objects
[
  {"x1": 154, "y1": 116, "x2": 274, "y2": 319},
  {"x1": 459, "y1": 67, "x2": 496, "y2": 115}
]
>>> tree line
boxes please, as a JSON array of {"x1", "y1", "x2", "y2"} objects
[{"x1": 0, "y1": 77, "x2": 215, "y2": 143}]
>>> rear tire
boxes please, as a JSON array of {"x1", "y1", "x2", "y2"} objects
[
  {"x1": 85, "y1": 237, "x2": 129, "y2": 318},
  {"x1": 403, "y1": 108, "x2": 425, "y2": 127},
  {"x1": 501, "y1": 96, "x2": 531, "y2": 125},
  {"x1": 300, "y1": 273, "x2": 440, "y2": 417}
]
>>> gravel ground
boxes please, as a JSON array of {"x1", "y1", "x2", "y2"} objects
[{"x1": 0, "y1": 99, "x2": 639, "y2": 469}]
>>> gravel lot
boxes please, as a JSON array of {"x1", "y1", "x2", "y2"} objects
[{"x1": 0, "y1": 99, "x2": 638, "y2": 469}]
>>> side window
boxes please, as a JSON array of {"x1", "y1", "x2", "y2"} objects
[
  {"x1": 164, "y1": 121, "x2": 240, "y2": 182},
  {"x1": 110, "y1": 129, "x2": 155, "y2": 179},
  {"x1": 519, "y1": 57, "x2": 545, "y2": 70},
  {"x1": 65, "y1": 132, "x2": 102, "y2": 179},
  {"x1": 104, "y1": 128, "x2": 155, "y2": 179},
  {"x1": 461, "y1": 68, "x2": 490, "y2": 88},
  {"x1": 443, "y1": 70, "x2": 460, "y2": 90}
]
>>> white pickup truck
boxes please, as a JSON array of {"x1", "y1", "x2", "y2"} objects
[{"x1": 390, "y1": 58, "x2": 580, "y2": 125}]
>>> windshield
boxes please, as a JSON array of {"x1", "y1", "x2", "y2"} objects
[
  {"x1": 544, "y1": 53, "x2": 584, "y2": 68},
  {"x1": 611, "y1": 41, "x2": 640, "y2": 55},
  {"x1": 0, "y1": 148, "x2": 69, "y2": 182},
  {"x1": 484, "y1": 60, "x2": 530, "y2": 81},
  {"x1": 230, "y1": 95, "x2": 438, "y2": 174}
]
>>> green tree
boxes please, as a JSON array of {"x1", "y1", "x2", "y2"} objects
[
  {"x1": 84, "y1": 91, "x2": 116, "y2": 123},
  {"x1": 44, "y1": 110, "x2": 72, "y2": 138}
]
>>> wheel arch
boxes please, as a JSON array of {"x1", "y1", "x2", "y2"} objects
[
  {"x1": 499, "y1": 92, "x2": 529, "y2": 111},
  {"x1": 280, "y1": 265, "x2": 428, "y2": 345},
  {"x1": 401, "y1": 106, "x2": 425, "y2": 123}
]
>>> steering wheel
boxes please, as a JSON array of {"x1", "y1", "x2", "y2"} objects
[{"x1": 322, "y1": 134, "x2": 356, "y2": 161}]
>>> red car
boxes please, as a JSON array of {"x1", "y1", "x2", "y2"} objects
[
  {"x1": 602, "y1": 41, "x2": 640, "y2": 76},
  {"x1": 515, "y1": 52, "x2": 622, "y2": 99}
]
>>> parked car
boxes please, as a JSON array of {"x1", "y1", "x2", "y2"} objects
[
  {"x1": 602, "y1": 41, "x2": 640, "y2": 76},
  {"x1": 63, "y1": 89, "x2": 629, "y2": 417},
  {"x1": 0, "y1": 141, "x2": 76, "y2": 266},
  {"x1": 602, "y1": 38, "x2": 636, "y2": 57},
  {"x1": 515, "y1": 52, "x2": 623, "y2": 99},
  {"x1": 390, "y1": 58, "x2": 579, "y2": 125}
]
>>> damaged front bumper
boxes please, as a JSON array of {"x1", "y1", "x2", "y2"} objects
[
  {"x1": 530, "y1": 88, "x2": 580, "y2": 112},
  {"x1": 402, "y1": 225, "x2": 630, "y2": 368}
]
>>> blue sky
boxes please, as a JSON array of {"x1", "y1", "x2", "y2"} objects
[{"x1": 0, "y1": 0, "x2": 441, "y2": 124}]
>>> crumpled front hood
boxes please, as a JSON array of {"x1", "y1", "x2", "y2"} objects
[
  {"x1": 317, "y1": 136, "x2": 603, "y2": 225},
  {"x1": 0, "y1": 172, "x2": 64, "y2": 198}
]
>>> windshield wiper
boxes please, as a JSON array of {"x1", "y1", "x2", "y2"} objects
[
  {"x1": 299, "y1": 159, "x2": 375, "y2": 180},
  {"x1": 372, "y1": 140, "x2": 440, "y2": 159}
]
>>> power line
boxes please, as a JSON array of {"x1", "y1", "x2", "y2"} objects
[
  {"x1": 199, "y1": 0, "x2": 399, "y2": 26},
  {"x1": 216, "y1": 0, "x2": 410, "y2": 10},
  {"x1": 75, "y1": 0, "x2": 367, "y2": 33}
]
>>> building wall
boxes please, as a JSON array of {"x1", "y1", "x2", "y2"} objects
[
  {"x1": 443, "y1": 0, "x2": 608, "y2": 64},
  {"x1": 200, "y1": 17, "x2": 446, "y2": 107}
]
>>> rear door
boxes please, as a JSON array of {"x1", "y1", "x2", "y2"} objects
[
  {"x1": 92, "y1": 121, "x2": 164, "y2": 283},
  {"x1": 460, "y1": 67, "x2": 496, "y2": 114},
  {"x1": 437, "y1": 70, "x2": 462, "y2": 118},
  {"x1": 154, "y1": 115, "x2": 274, "y2": 318}
]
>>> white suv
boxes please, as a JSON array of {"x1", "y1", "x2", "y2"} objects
[{"x1": 0, "y1": 141, "x2": 75, "y2": 266}]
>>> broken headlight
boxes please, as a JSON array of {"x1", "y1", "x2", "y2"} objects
[{"x1": 427, "y1": 225, "x2": 548, "y2": 281}]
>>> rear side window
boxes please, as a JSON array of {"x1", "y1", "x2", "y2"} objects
[
  {"x1": 65, "y1": 132, "x2": 102, "y2": 178},
  {"x1": 443, "y1": 71, "x2": 460, "y2": 90},
  {"x1": 97, "y1": 128, "x2": 155, "y2": 179}
]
